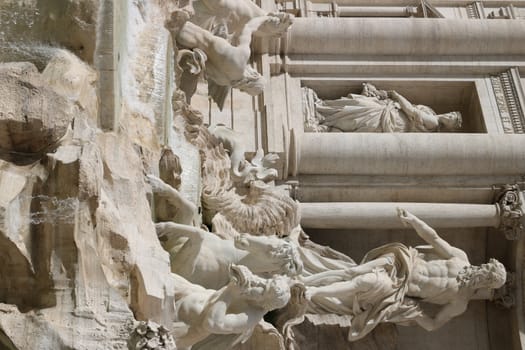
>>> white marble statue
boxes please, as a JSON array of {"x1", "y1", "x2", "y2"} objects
[
  {"x1": 156, "y1": 221, "x2": 303, "y2": 290},
  {"x1": 208, "y1": 125, "x2": 278, "y2": 183},
  {"x1": 166, "y1": 10, "x2": 292, "y2": 109},
  {"x1": 304, "y1": 209, "x2": 506, "y2": 341},
  {"x1": 147, "y1": 174, "x2": 199, "y2": 226},
  {"x1": 172, "y1": 264, "x2": 291, "y2": 349},
  {"x1": 190, "y1": 0, "x2": 293, "y2": 41},
  {"x1": 304, "y1": 83, "x2": 462, "y2": 132}
]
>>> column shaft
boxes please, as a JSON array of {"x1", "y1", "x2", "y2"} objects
[
  {"x1": 300, "y1": 202, "x2": 500, "y2": 229},
  {"x1": 298, "y1": 133, "x2": 525, "y2": 176},
  {"x1": 287, "y1": 18, "x2": 525, "y2": 56},
  {"x1": 336, "y1": 6, "x2": 414, "y2": 17}
]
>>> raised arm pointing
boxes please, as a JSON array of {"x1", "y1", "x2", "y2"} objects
[{"x1": 397, "y1": 208, "x2": 469, "y2": 262}]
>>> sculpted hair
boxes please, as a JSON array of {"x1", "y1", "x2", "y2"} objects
[
  {"x1": 269, "y1": 240, "x2": 304, "y2": 276},
  {"x1": 260, "y1": 275, "x2": 291, "y2": 310},
  {"x1": 457, "y1": 258, "x2": 506, "y2": 289},
  {"x1": 445, "y1": 111, "x2": 462, "y2": 129},
  {"x1": 234, "y1": 266, "x2": 290, "y2": 310}
]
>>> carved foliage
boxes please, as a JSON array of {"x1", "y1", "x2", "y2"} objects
[{"x1": 128, "y1": 321, "x2": 177, "y2": 350}]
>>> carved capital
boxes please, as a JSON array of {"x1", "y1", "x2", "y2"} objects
[{"x1": 495, "y1": 184, "x2": 525, "y2": 240}]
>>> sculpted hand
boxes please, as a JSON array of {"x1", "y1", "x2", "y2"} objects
[
  {"x1": 397, "y1": 207, "x2": 417, "y2": 227},
  {"x1": 388, "y1": 90, "x2": 398, "y2": 99},
  {"x1": 234, "y1": 234, "x2": 250, "y2": 250},
  {"x1": 257, "y1": 13, "x2": 294, "y2": 36},
  {"x1": 165, "y1": 10, "x2": 190, "y2": 32},
  {"x1": 145, "y1": 174, "x2": 168, "y2": 192}
]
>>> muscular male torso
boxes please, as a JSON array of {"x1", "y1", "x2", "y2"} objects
[{"x1": 407, "y1": 256, "x2": 470, "y2": 304}]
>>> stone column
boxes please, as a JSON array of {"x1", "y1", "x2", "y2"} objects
[
  {"x1": 311, "y1": 0, "x2": 520, "y2": 5},
  {"x1": 294, "y1": 133, "x2": 525, "y2": 176},
  {"x1": 300, "y1": 185, "x2": 525, "y2": 239},
  {"x1": 287, "y1": 18, "x2": 525, "y2": 56},
  {"x1": 335, "y1": 6, "x2": 416, "y2": 17},
  {"x1": 300, "y1": 202, "x2": 500, "y2": 229}
]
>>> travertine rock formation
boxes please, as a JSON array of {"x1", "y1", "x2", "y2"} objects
[
  {"x1": 0, "y1": 61, "x2": 78, "y2": 164},
  {"x1": 0, "y1": 2, "x2": 178, "y2": 346}
]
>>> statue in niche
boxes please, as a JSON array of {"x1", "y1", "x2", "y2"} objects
[
  {"x1": 303, "y1": 209, "x2": 506, "y2": 341},
  {"x1": 303, "y1": 83, "x2": 462, "y2": 132},
  {"x1": 166, "y1": 9, "x2": 292, "y2": 110},
  {"x1": 155, "y1": 220, "x2": 302, "y2": 290},
  {"x1": 172, "y1": 264, "x2": 290, "y2": 350}
]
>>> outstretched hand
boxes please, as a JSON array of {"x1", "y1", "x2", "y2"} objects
[
  {"x1": 397, "y1": 207, "x2": 417, "y2": 227},
  {"x1": 256, "y1": 13, "x2": 294, "y2": 37},
  {"x1": 145, "y1": 174, "x2": 167, "y2": 192},
  {"x1": 387, "y1": 90, "x2": 398, "y2": 99}
]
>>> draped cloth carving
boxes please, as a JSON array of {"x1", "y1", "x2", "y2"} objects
[{"x1": 307, "y1": 243, "x2": 422, "y2": 341}]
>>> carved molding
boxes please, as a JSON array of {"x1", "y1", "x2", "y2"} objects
[
  {"x1": 466, "y1": 2, "x2": 485, "y2": 19},
  {"x1": 418, "y1": 0, "x2": 445, "y2": 18},
  {"x1": 495, "y1": 184, "x2": 525, "y2": 240},
  {"x1": 490, "y1": 68, "x2": 525, "y2": 133},
  {"x1": 487, "y1": 5, "x2": 517, "y2": 19}
]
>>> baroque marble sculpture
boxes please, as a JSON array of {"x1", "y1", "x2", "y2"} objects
[
  {"x1": 155, "y1": 220, "x2": 302, "y2": 289},
  {"x1": 0, "y1": 0, "x2": 520, "y2": 350},
  {"x1": 171, "y1": 264, "x2": 290, "y2": 349},
  {"x1": 166, "y1": 1, "x2": 293, "y2": 109},
  {"x1": 303, "y1": 83, "x2": 462, "y2": 132},
  {"x1": 304, "y1": 209, "x2": 506, "y2": 340}
]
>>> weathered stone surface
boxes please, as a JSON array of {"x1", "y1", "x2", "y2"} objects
[
  {"x1": 0, "y1": 0, "x2": 99, "y2": 64},
  {"x1": 292, "y1": 318, "x2": 398, "y2": 350},
  {"x1": 0, "y1": 62, "x2": 78, "y2": 163},
  {"x1": 0, "y1": 162, "x2": 41, "y2": 310},
  {"x1": 0, "y1": 30, "x2": 176, "y2": 347}
]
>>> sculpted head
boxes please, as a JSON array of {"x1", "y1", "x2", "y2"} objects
[
  {"x1": 229, "y1": 264, "x2": 291, "y2": 311},
  {"x1": 457, "y1": 258, "x2": 506, "y2": 290},
  {"x1": 414, "y1": 105, "x2": 462, "y2": 131},
  {"x1": 437, "y1": 111, "x2": 462, "y2": 130},
  {"x1": 232, "y1": 66, "x2": 265, "y2": 96},
  {"x1": 234, "y1": 234, "x2": 303, "y2": 277}
]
